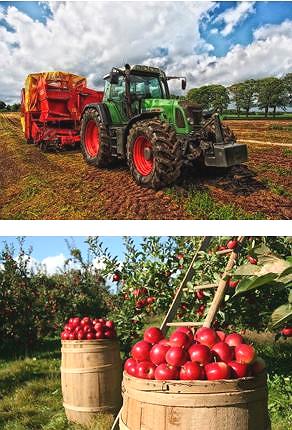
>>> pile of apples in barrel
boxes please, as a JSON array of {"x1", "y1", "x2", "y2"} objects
[
  {"x1": 61, "y1": 317, "x2": 116, "y2": 340},
  {"x1": 124, "y1": 327, "x2": 266, "y2": 380}
]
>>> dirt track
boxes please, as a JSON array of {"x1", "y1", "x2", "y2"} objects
[{"x1": 0, "y1": 113, "x2": 291, "y2": 220}]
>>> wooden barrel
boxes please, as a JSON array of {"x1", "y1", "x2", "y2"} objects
[
  {"x1": 61, "y1": 340, "x2": 122, "y2": 427},
  {"x1": 120, "y1": 371, "x2": 270, "y2": 430}
]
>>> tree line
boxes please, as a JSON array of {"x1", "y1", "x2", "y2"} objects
[
  {"x1": 187, "y1": 73, "x2": 292, "y2": 117},
  {"x1": 0, "y1": 101, "x2": 21, "y2": 112}
]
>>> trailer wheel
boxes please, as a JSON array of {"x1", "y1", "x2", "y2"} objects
[
  {"x1": 127, "y1": 119, "x2": 182, "y2": 189},
  {"x1": 80, "y1": 108, "x2": 111, "y2": 167}
]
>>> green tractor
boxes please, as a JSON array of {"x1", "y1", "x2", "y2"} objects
[{"x1": 80, "y1": 64, "x2": 247, "y2": 189}]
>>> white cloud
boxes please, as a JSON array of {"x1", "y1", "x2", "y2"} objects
[
  {"x1": 0, "y1": 2, "x2": 291, "y2": 102},
  {"x1": 41, "y1": 253, "x2": 66, "y2": 274},
  {"x1": 0, "y1": 1, "x2": 213, "y2": 102},
  {"x1": 215, "y1": 1, "x2": 255, "y2": 36},
  {"x1": 254, "y1": 19, "x2": 292, "y2": 40}
]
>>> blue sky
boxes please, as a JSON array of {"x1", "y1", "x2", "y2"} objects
[
  {"x1": 0, "y1": 2, "x2": 291, "y2": 102},
  {"x1": 0, "y1": 236, "x2": 144, "y2": 262}
]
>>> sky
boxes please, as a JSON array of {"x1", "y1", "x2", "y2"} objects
[
  {"x1": 0, "y1": 236, "x2": 147, "y2": 274},
  {"x1": 0, "y1": 1, "x2": 291, "y2": 103}
]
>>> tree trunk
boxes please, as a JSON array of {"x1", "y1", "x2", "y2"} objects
[
  {"x1": 246, "y1": 108, "x2": 249, "y2": 118},
  {"x1": 273, "y1": 106, "x2": 276, "y2": 118},
  {"x1": 265, "y1": 106, "x2": 268, "y2": 118}
]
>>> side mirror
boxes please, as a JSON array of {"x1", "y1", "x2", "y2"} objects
[
  {"x1": 181, "y1": 79, "x2": 186, "y2": 91},
  {"x1": 109, "y1": 70, "x2": 120, "y2": 85}
]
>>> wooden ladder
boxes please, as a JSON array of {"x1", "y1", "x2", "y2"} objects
[
  {"x1": 111, "y1": 235, "x2": 244, "y2": 430},
  {"x1": 160, "y1": 235, "x2": 244, "y2": 334}
]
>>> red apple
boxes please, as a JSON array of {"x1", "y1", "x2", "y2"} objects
[
  {"x1": 131, "y1": 340, "x2": 152, "y2": 361},
  {"x1": 124, "y1": 358, "x2": 137, "y2": 373},
  {"x1": 125, "y1": 359, "x2": 137, "y2": 376},
  {"x1": 216, "y1": 331, "x2": 226, "y2": 342},
  {"x1": 64, "y1": 324, "x2": 73, "y2": 332},
  {"x1": 97, "y1": 318, "x2": 106, "y2": 325},
  {"x1": 94, "y1": 322, "x2": 104, "y2": 331},
  {"x1": 81, "y1": 317, "x2": 92, "y2": 326},
  {"x1": 281, "y1": 327, "x2": 292, "y2": 337},
  {"x1": 180, "y1": 361, "x2": 201, "y2": 380},
  {"x1": 251, "y1": 357, "x2": 266, "y2": 375},
  {"x1": 165, "y1": 347, "x2": 188, "y2": 367},
  {"x1": 175, "y1": 327, "x2": 193, "y2": 340},
  {"x1": 144, "y1": 327, "x2": 163, "y2": 344},
  {"x1": 82, "y1": 324, "x2": 91, "y2": 333},
  {"x1": 159, "y1": 338, "x2": 170, "y2": 346},
  {"x1": 228, "y1": 279, "x2": 239, "y2": 288},
  {"x1": 136, "y1": 361, "x2": 156, "y2": 379},
  {"x1": 146, "y1": 297, "x2": 156, "y2": 305},
  {"x1": 235, "y1": 344, "x2": 256, "y2": 364},
  {"x1": 61, "y1": 331, "x2": 69, "y2": 340},
  {"x1": 196, "y1": 290, "x2": 205, "y2": 300},
  {"x1": 227, "y1": 239, "x2": 237, "y2": 249},
  {"x1": 95, "y1": 329, "x2": 104, "y2": 339},
  {"x1": 247, "y1": 255, "x2": 257, "y2": 265},
  {"x1": 69, "y1": 332, "x2": 77, "y2": 340},
  {"x1": 225, "y1": 333, "x2": 244, "y2": 347},
  {"x1": 105, "y1": 320, "x2": 115, "y2": 329},
  {"x1": 195, "y1": 327, "x2": 219, "y2": 348},
  {"x1": 205, "y1": 362, "x2": 231, "y2": 380},
  {"x1": 112, "y1": 272, "x2": 120, "y2": 282},
  {"x1": 86, "y1": 332, "x2": 95, "y2": 340},
  {"x1": 104, "y1": 329, "x2": 115, "y2": 339},
  {"x1": 188, "y1": 343, "x2": 212, "y2": 365},
  {"x1": 169, "y1": 331, "x2": 191, "y2": 349},
  {"x1": 77, "y1": 330, "x2": 85, "y2": 340},
  {"x1": 71, "y1": 317, "x2": 81, "y2": 328},
  {"x1": 150, "y1": 343, "x2": 170, "y2": 366},
  {"x1": 154, "y1": 363, "x2": 179, "y2": 380},
  {"x1": 211, "y1": 342, "x2": 233, "y2": 362},
  {"x1": 228, "y1": 361, "x2": 249, "y2": 378}
]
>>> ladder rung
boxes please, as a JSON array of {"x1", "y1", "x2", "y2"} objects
[
  {"x1": 194, "y1": 283, "x2": 217, "y2": 290},
  {"x1": 166, "y1": 322, "x2": 203, "y2": 327},
  {"x1": 183, "y1": 283, "x2": 217, "y2": 292},
  {"x1": 216, "y1": 248, "x2": 233, "y2": 255}
]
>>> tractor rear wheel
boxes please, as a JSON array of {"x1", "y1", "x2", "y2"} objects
[
  {"x1": 80, "y1": 108, "x2": 112, "y2": 167},
  {"x1": 127, "y1": 119, "x2": 182, "y2": 189}
]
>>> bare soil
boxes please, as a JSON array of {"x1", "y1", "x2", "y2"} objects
[{"x1": 0, "y1": 113, "x2": 291, "y2": 220}]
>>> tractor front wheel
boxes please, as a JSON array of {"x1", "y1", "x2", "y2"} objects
[
  {"x1": 80, "y1": 108, "x2": 112, "y2": 167},
  {"x1": 127, "y1": 119, "x2": 182, "y2": 189}
]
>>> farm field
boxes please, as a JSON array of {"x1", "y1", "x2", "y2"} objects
[
  {"x1": 0, "y1": 332, "x2": 291, "y2": 430},
  {"x1": 0, "y1": 113, "x2": 291, "y2": 220}
]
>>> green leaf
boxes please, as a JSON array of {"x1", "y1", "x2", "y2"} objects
[
  {"x1": 233, "y1": 273, "x2": 278, "y2": 297},
  {"x1": 269, "y1": 303, "x2": 292, "y2": 328},
  {"x1": 254, "y1": 244, "x2": 272, "y2": 256},
  {"x1": 234, "y1": 264, "x2": 259, "y2": 276}
]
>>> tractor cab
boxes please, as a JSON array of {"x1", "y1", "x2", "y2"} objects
[{"x1": 103, "y1": 64, "x2": 186, "y2": 119}]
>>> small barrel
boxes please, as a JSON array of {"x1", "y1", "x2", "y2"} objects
[
  {"x1": 61, "y1": 340, "x2": 122, "y2": 427},
  {"x1": 120, "y1": 371, "x2": 270, "y2": 430}
]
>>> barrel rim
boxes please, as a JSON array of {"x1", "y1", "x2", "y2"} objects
[
  {"x1": 122, "y1": 370, "x2": 267, "y2": 392},
  {"x1": 61, "y1": 339, "x2": 120, "y2": 345}
]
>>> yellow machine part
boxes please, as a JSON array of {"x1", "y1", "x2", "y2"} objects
[{"x1": 23, "y1": 71, "x2": 87, "y2": 112}]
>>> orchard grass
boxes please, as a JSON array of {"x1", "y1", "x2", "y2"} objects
[
  {"x1": 0, "y1": 333, "x2": 291, "y2": 430},
  {"x1": 167, "y1": 187, "x2": 266, "y2": 220}
]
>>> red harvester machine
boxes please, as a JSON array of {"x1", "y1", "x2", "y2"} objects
[{"x1": 21, "y1": 71, "x2": 103, "y2": 151}]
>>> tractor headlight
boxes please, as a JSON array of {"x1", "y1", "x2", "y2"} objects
[{"x1": 175, "y1": 108, "x2": 185, "y2": 129}]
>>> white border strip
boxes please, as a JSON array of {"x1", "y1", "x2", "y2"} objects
[{"x1": 0, "y1": 220, "x2": 290, "y2": 237}]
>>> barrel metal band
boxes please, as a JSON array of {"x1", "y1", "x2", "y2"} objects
[
  {"x1": 60, "y1": 363, "x2": 120, "y2": 373},
  {"x1": 63, "y1": 402, "x2": 116, "y2": 412},
  {"x1": 124, "y1": 386, "x2": 267, "y2": 407}
]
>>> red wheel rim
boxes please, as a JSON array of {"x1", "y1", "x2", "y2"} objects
[
  {"x1": 133, "y1": 136, "x2": 153, "y2": 176},
  {"x1": 85, "y1": 120, "x2": 100, "y2": 157}
]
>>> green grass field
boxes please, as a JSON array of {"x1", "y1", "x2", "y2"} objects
[
  {"x1": 221, "y1": 113, "x2": 292, "y2": 120},
  {"x1": 0, "y1": 333, "x2": 291, "y2": 430}
]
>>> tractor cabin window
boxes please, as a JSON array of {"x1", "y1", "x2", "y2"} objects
[{"x1": 130, "y1": 75, "x2": 165, "y2": 99}]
